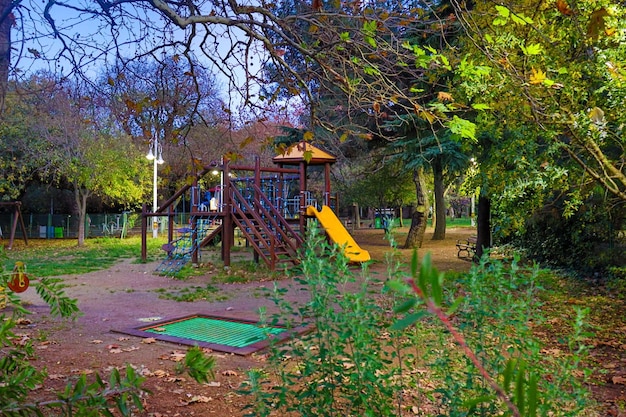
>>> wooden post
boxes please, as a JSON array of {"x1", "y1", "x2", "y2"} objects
[
  {"x1": 222, "y1": 162, "x2": 232, "y2": 267},
  {"x1": 141, "y1": 204, "x2": 147, "y2": 261},
  {"x1": 324, "y1": 162, "x2": 331, "y2": 207},
  {"x1": 299, "y1": 161, "x2": 307, "y2": 233}
]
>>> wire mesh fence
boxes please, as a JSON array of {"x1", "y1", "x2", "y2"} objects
[{"x1": 0, "y1": 212, "x2": 146, "y2": 239}]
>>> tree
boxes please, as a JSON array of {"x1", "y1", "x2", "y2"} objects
[
  {"x1": 449, "y1": 0, "x2": 626, "y2": 205},
  {"x1": 0, "y1": 2, "x2": 478, "y2": 136},
  {"x1": 101, "y1": 57, "x2": 228, "y2": 192},
  {"x1": 27, "y1": 77, "x2": 148, "y2": 245}
]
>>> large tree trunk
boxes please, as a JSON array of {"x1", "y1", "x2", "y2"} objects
[
  {"x1": 0, "y1": 1, "x2": 15, "y2": 113},
  {"x1": 432, "y1": 157, "x2": 446, "y2": 240},
  {"x1": 475, "y1": 195, "x2": 491, "y2": 261},
  {"x1": 403, "y1": 167, "x2": 428, "y2": 249}
]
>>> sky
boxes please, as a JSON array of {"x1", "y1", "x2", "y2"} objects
[{"x1": 12, "y1": 1, "x2": 264, "y2": 111}]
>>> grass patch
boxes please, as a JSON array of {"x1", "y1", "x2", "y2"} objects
[
  {"x1": 212, "y1": 261, "x2": 281, "y2": 284},
  {"x1": 3, "y1": 237, "x2": 167, "y2": 277},
  {"x1": 154, "y1": 284, "x2": 228, "y2": 302}
]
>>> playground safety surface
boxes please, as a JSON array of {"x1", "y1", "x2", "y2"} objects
[{"x1": 116, "y1": 314, "x2": 312, "y2": 355}]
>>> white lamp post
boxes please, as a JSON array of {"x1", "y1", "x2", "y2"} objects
[{"x1": 146, "y1": 137, "x2": 164, "y2": 238}]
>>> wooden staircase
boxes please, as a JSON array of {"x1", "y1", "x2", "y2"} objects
[{"x1": 229, "y1": 182, "x2": 303, "y2": 269}]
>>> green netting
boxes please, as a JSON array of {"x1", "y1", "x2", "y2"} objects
[{"x1": 145, "y1": 317, "x2": 286, "y2": 348}]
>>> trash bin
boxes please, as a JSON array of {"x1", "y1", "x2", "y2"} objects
[
  {"x1": 54, "y1": 227, "x2": 63, "y2": 238},
  {"x1": 374, "y1": 216, "x2": 382, "y2": 229}
]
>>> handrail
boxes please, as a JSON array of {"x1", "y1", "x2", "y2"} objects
[
  {"x1": 251, "y1": 183, "x2": 303, "y2": 250},
  {"x1": 229, "y1": 185, "x2": 274, "y2": 266}
]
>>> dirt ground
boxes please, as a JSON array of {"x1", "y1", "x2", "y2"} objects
[{"x1": 13, "y1": 227, "x2": 625, "y2": 416}]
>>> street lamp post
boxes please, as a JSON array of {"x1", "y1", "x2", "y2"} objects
[{"x1": 146, "y1": 137, "x2": 164, "y2": 238}]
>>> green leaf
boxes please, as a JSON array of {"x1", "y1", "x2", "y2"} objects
[
  {"x1": 521, "y1": 42, "x2": 542, "y2": 55},
  {"x1": 447, "y1": 116, "x2": 477, "y2": 141},
  {"x1": 511, "y1": 12, "x2": 533, "y2": 25},
  {"x1": 516, "y1": 361, "x2": 527, "y2": 415},
  {"x1": 495, "y1": 5, "x2": 510, "y2": 17},
  {"x1": 472, "y1": 103, "x2": 491, "y2": 110},
  {"x1": 390, "y1": 311, "x2": 428, "y2": 331},
  {"x1": 446, "y1": 296, "x2": 464, "y2": 315},
  {"x1": 394, "y1": 298, "x2": 417, "y2": 314},
  {"x1": 464, "y1": 395, "x2": 496, "y2": 411},
  {"x1": 363, "y1": 65, "x2": 380, "y2": 76},
  {"x1": 528, "y1": 373, "x2": 538, "y2": 417},
  {"x1": 386, "y1": 279, "x2": 409, "y2": 294},
  {"x1": 439, "y1": 55, "x2": 450, "y2": 70},
  {"x1": 492, "y1": 16, "x2": 508, "y2": 26},
  {"x1": 340, "y1": 32, "x2": 350, "y2": 41},
  {"x1": 430, "y1": 271, "x2": 444, "y2": 306},
  {"x1": 418, "y1": 253, "x2": 432, "y2": 297}
]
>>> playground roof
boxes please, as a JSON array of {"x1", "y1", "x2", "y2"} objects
[{"x1": 272, "y1": 141, "x2": 336, "y2": 165}]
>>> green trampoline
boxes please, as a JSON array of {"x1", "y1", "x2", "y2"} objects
[{"x1": 117, "y1": 314, "x2": 310, "y2": 355}]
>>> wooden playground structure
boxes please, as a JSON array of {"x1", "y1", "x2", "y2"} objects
[{"x1": 140, "y1": 142, "x2": 370, "y2": 274}]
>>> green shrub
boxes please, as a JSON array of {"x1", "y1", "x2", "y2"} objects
[
  {"x1": 518, "y1": 192, "x2": 625, "y2": 272},
  {"x1": 241, "y1": 227, "x2": 596, "y2": 416}
]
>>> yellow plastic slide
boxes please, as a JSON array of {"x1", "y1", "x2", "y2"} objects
[{"x1": 306, "y1": 205, "x2": 371, "y2": 263}]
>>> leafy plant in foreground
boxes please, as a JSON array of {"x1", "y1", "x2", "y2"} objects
[
  {"x1": 241, "y1": 225, "x2": 595, "y2": 416},
  {"x1": 241, "y1": 224, "x2": 404, "y2": 417},
  {"x1": 0, "y1": 250, "x2": 147, "y2": 416},
  {"x1": 390, "y1": 252, "x2": 593, "y2": 416}
]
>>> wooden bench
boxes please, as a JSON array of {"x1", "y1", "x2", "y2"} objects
[{"x1": 456, "y1": 235, "x2": 477, "y2": 258}]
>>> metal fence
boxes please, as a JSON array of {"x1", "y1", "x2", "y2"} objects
[{"x1": 0, "y1": 212, "x2": 145, "y2": 239}]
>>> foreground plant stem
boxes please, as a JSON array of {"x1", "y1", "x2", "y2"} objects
[{"x1": 407, "y1": 278, "x2": 522, "y2": 417}]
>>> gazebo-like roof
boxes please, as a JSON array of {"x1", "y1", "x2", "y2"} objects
[{"x1": 272, "y1": 141, "x2": 336, "y2": 165}]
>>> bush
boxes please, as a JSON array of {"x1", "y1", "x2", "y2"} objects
[
  {"x1": 241, "y1": 227, "x2": 595, "y2": 416},
  {"x1": 518, "y1": 193, "x2": 625, "y2": 272}
]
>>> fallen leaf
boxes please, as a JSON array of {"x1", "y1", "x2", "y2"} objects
[
  {"x1": 122, "y1": 346, "x2": 140, "y2": 352},
  {"x1": 153, "y1": 327, "x2": 167, "y2": 332},
  {"x1": 222, "y1": 370, "x2": 238, "y2": 376},
  {"x1": 117, "y1": 337, "x2": 130, "y2": 341},
  {"x1": 105, "y1": 344, "x2": 120, "y2": 350},
  {"x1": 109, "y1": 348, "x2": 123, "y2": 354},
  {"x1": 91, "y1": 340, "x2": 103, "y2": 344},
  {"x1": 186, "y1": 395, "x2": 212, "y2": 404},
  {"x1": 48, "y1": 374, "x2": 66, "y2": 380},
  {"x1": 142, "y1": 338, "x2": 157, "y2": 344},
  {"x1": 138, "y1": 316, "x2": 163, "y2": 322},
  {"x1": 153, "y1": 370, "x2": 169, "y2": 378},
  {"x1": 205, "y1": 381, "x2": 221, "y2": 387},
  {"x1": 72, "y1": 369, "x2": 94, "y2": 375},
  {"x1": 612, "y1": 376, "x2": 626, "y2": 385},
  {"x1": 529, "y1": 67, "x2": 547, "y2": 85}
]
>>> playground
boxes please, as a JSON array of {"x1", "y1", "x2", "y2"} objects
[{"x1": 141, "y1": 142, "x2": 373, "y2": 276}]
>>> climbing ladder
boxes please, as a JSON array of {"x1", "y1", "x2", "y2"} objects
[
  {"x1": 156, "y1": 216, "x2": 218, "y2": 276},
  {"x1": 156, "y1": 228, "x2": 194, "y2": 276}
]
